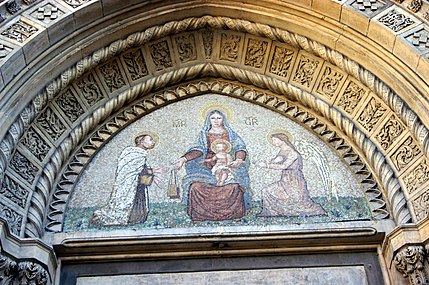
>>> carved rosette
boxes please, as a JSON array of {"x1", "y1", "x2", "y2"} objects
[
  {"x1": 394, "y1": 245, "x2": 429, "y2": 285},
  {"x1": 0, "y1": 253, "x2": 48, "y2": 285}
]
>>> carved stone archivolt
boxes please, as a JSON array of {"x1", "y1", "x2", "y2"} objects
[{"x1": 1, "y1": 16, "x2": 429, "y2": 238}]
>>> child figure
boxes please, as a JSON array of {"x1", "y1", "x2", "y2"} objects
[{"x1": 204, "y1": 139, "x2": 234, "y2": 186}]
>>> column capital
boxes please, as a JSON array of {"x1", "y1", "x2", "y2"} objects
[{"x1": 394, "y1": 245, "x2": 429, "y2": 285}]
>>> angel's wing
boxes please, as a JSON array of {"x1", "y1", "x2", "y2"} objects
[{"x1": 295, "y1": 141, "x2": 336, "y2": 201}]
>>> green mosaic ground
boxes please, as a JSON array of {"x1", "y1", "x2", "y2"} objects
[{"x1": 64, "y1": 197, "x2": 372, "y2": 232}]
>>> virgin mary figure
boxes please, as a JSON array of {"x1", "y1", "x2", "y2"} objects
[{"x1": 175, "y1": 109, "x2": 252, "y2": 221}]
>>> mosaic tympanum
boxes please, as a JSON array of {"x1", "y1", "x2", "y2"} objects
[{"x1": 65, "y1": 95, "x2": 371, "y2": 232}]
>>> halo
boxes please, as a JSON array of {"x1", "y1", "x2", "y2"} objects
[
  {"x1": 199, "y1": 102, "x2": 234, "y2": 123},
  {"x1": 267, "y1": 129, "x2": 295, "y2": 145},
  {"x1": 133, "y1": 131, "x2": 160, "y2": 146},
  {"x1": 211, "y1": 139, "x2": 232, "y2": 153}
]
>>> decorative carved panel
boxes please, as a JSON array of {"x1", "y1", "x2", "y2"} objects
[
  {"x1": 403, "y1": 160, "x2": 429, "y2": 195},
  {"x1": 201, "y1": 28, "x2": 214, "y2": 59},
  {"x1": 97, "y1": 59, "x2": 127, "y2": 93},
  {"x1": 378, "y1": 9, "x2": 415, "y2": 32},
  {"x1": 74, "y1": 72, "x2": 105, "y2": 107},
  {"x1": 148, "y1": 39, "x2": 173, "y2": 71},
  {"x1": 357, "y1": 97, "x2": 388, "y2": 133},
  {"x1": 0, "y1": 201, "x2": 22, "y2": 235},
  {"x1": 350, "y1": 0, "x2": 389, "y2": 17},
  {"x1": 406, "y1": 27, "x2": 429, "y2": 53},
  {"x1": 315, "y1": 64, "x2": 346, "y2": 101},
  {"x1": 412, "y1": 191, "x2": 429, "y2": 221},
  {"x1": 336, "y1": 80, "x2": 368, "y2": 116},
  {"x1": 219, "y1": 32, "x2": 243, "y2": 63},
  {"x1": 121, "y1": 48, "x2": 149, "y2": 82},
  {"x1": 9, "y1": 151, "x2": 38, "y2": 185},
  {"x1": 390, "y1": 136, "x2": 422, "y2": 173},
  {"x1": 35, "y1": 107, "x2": 67, "y2": 141},
  {"x1": 243, "y1": 37, "x2": 269, "y2": 69},
  {"x1": 267, "y1": 43, "x2": 297, "y2": 80},
  {"x1": 408, "y1": 0, "x2": 423, "y2": 13},
  {"x1": 31, "y1": 3, "x2": 64, "y2": 24},
  {"x1": 20, "y1": 127, "x2": 50, "y2": 162},
  {"x1": 0, "y1": 175, "x2": 29, "y2": 209},
  {"x1": 174, "y1": 33, "x2": 197, "y2": 63},
  {"x1": 54, "y1": 89, "x2": 85, "y2": 124},
  {"x1": 0, "y1": 19, "x2": 38, "y2": 43},
  {"x1": 291, "y1": 53, "x2": 321, "y2": 91},
  {"x1": 375, "y1": 115, "x2": 404, "y2": 151}
]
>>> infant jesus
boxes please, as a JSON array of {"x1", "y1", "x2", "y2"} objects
[{"x1": 203, "y1": 139, "x2": 234, "y2": 186}]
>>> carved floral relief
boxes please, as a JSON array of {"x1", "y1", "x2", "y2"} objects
[
  {"x1": 315, "y1": 65, "x2": 346, "y2": 100},
  {"x1": 35, "y1": 107, "x2": 67, "y2": 141},
  {"x1": 75, "y1": 72, "x2": 105, "y2": 107},
  {"x1": 9, "y1": 151, "x2": 38, "y2": 185},
  {"x1": 357, "y1": 97, "x2": 387, "y2": 133},
  {"x1": 390, "y1": 136, "x2": 422, "y2": 172},
  {"x1": 337, "y1": 81, "x2": 367, "y2": 115},
  {"x1": 0, "y1": 201, "x2": 23, "y2": 235},
  {"x1": 376, "y1": 115, "x2": 404, "y2": 151},
  {"x1": 97, "y1": 59, "x2": 127, "y2": 93},
  {"x1": 149, "y1": 40, "x2": 173, "y2": 71},
  {"x1": 268, "y1": 45, "x2": 296, "y2": 79},
  {"x1": 0, "y1": 175, "x2": 29, "y2": 209},
  {"x1": 54, "y1": 89, "x2": 85, "y2": 124},
  {"x1": 403, "y1": 160, "x2": 429, "y2": 194},
  {"x1": 219, "y1": 33, "x2": 243, "y2": 62},
  {"x1": 121, "y1": 48, "x2": 149, "y2": 82},
  {"x1": 20, "y1": 127, "x2": 50, "y2": 162},
  {"x1": 412, "y1": 191, "x2": 429, "y2": 221},
  {"x1": 244, "y1": 38, "x2": 269, "y2": 69},
  {"x1": 201, "y1": 28, "x2": 214, "y2": 59},
  {"x1": 174, "y1": 33, "x2": 197, "y2": 63},
  {"x1": 291, "y1": 54, "x2": 320, "y2": 89}
]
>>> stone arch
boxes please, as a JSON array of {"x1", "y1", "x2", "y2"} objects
[
  {"x1": 0, "y1": 15, "x2": 426, "y2": 238},
  {"x1": 0, "y1": 2, "x2": 427, "y2": 284}
]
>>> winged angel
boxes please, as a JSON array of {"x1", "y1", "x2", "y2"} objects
[{"x1": 257, "y1": 130, "x2": 331, "y2": 217}]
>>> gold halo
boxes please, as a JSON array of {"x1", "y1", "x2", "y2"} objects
[
  {"x1": 211, "y1": 139, "x2": 232, "y2": 153},
  {"x1": 267, "y1": 129, "x2": 295, "y2": 145},
  {"x1": 199, "y1": 102, "x2": 234, "y2": 123},
  {"x1": 133, "y1": 131, "x2": 160, "y2": 146}
]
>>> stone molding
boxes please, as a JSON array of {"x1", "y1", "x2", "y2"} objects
[{"x1": 0, "y1": 218, "x2": 56, "y2": 285}]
